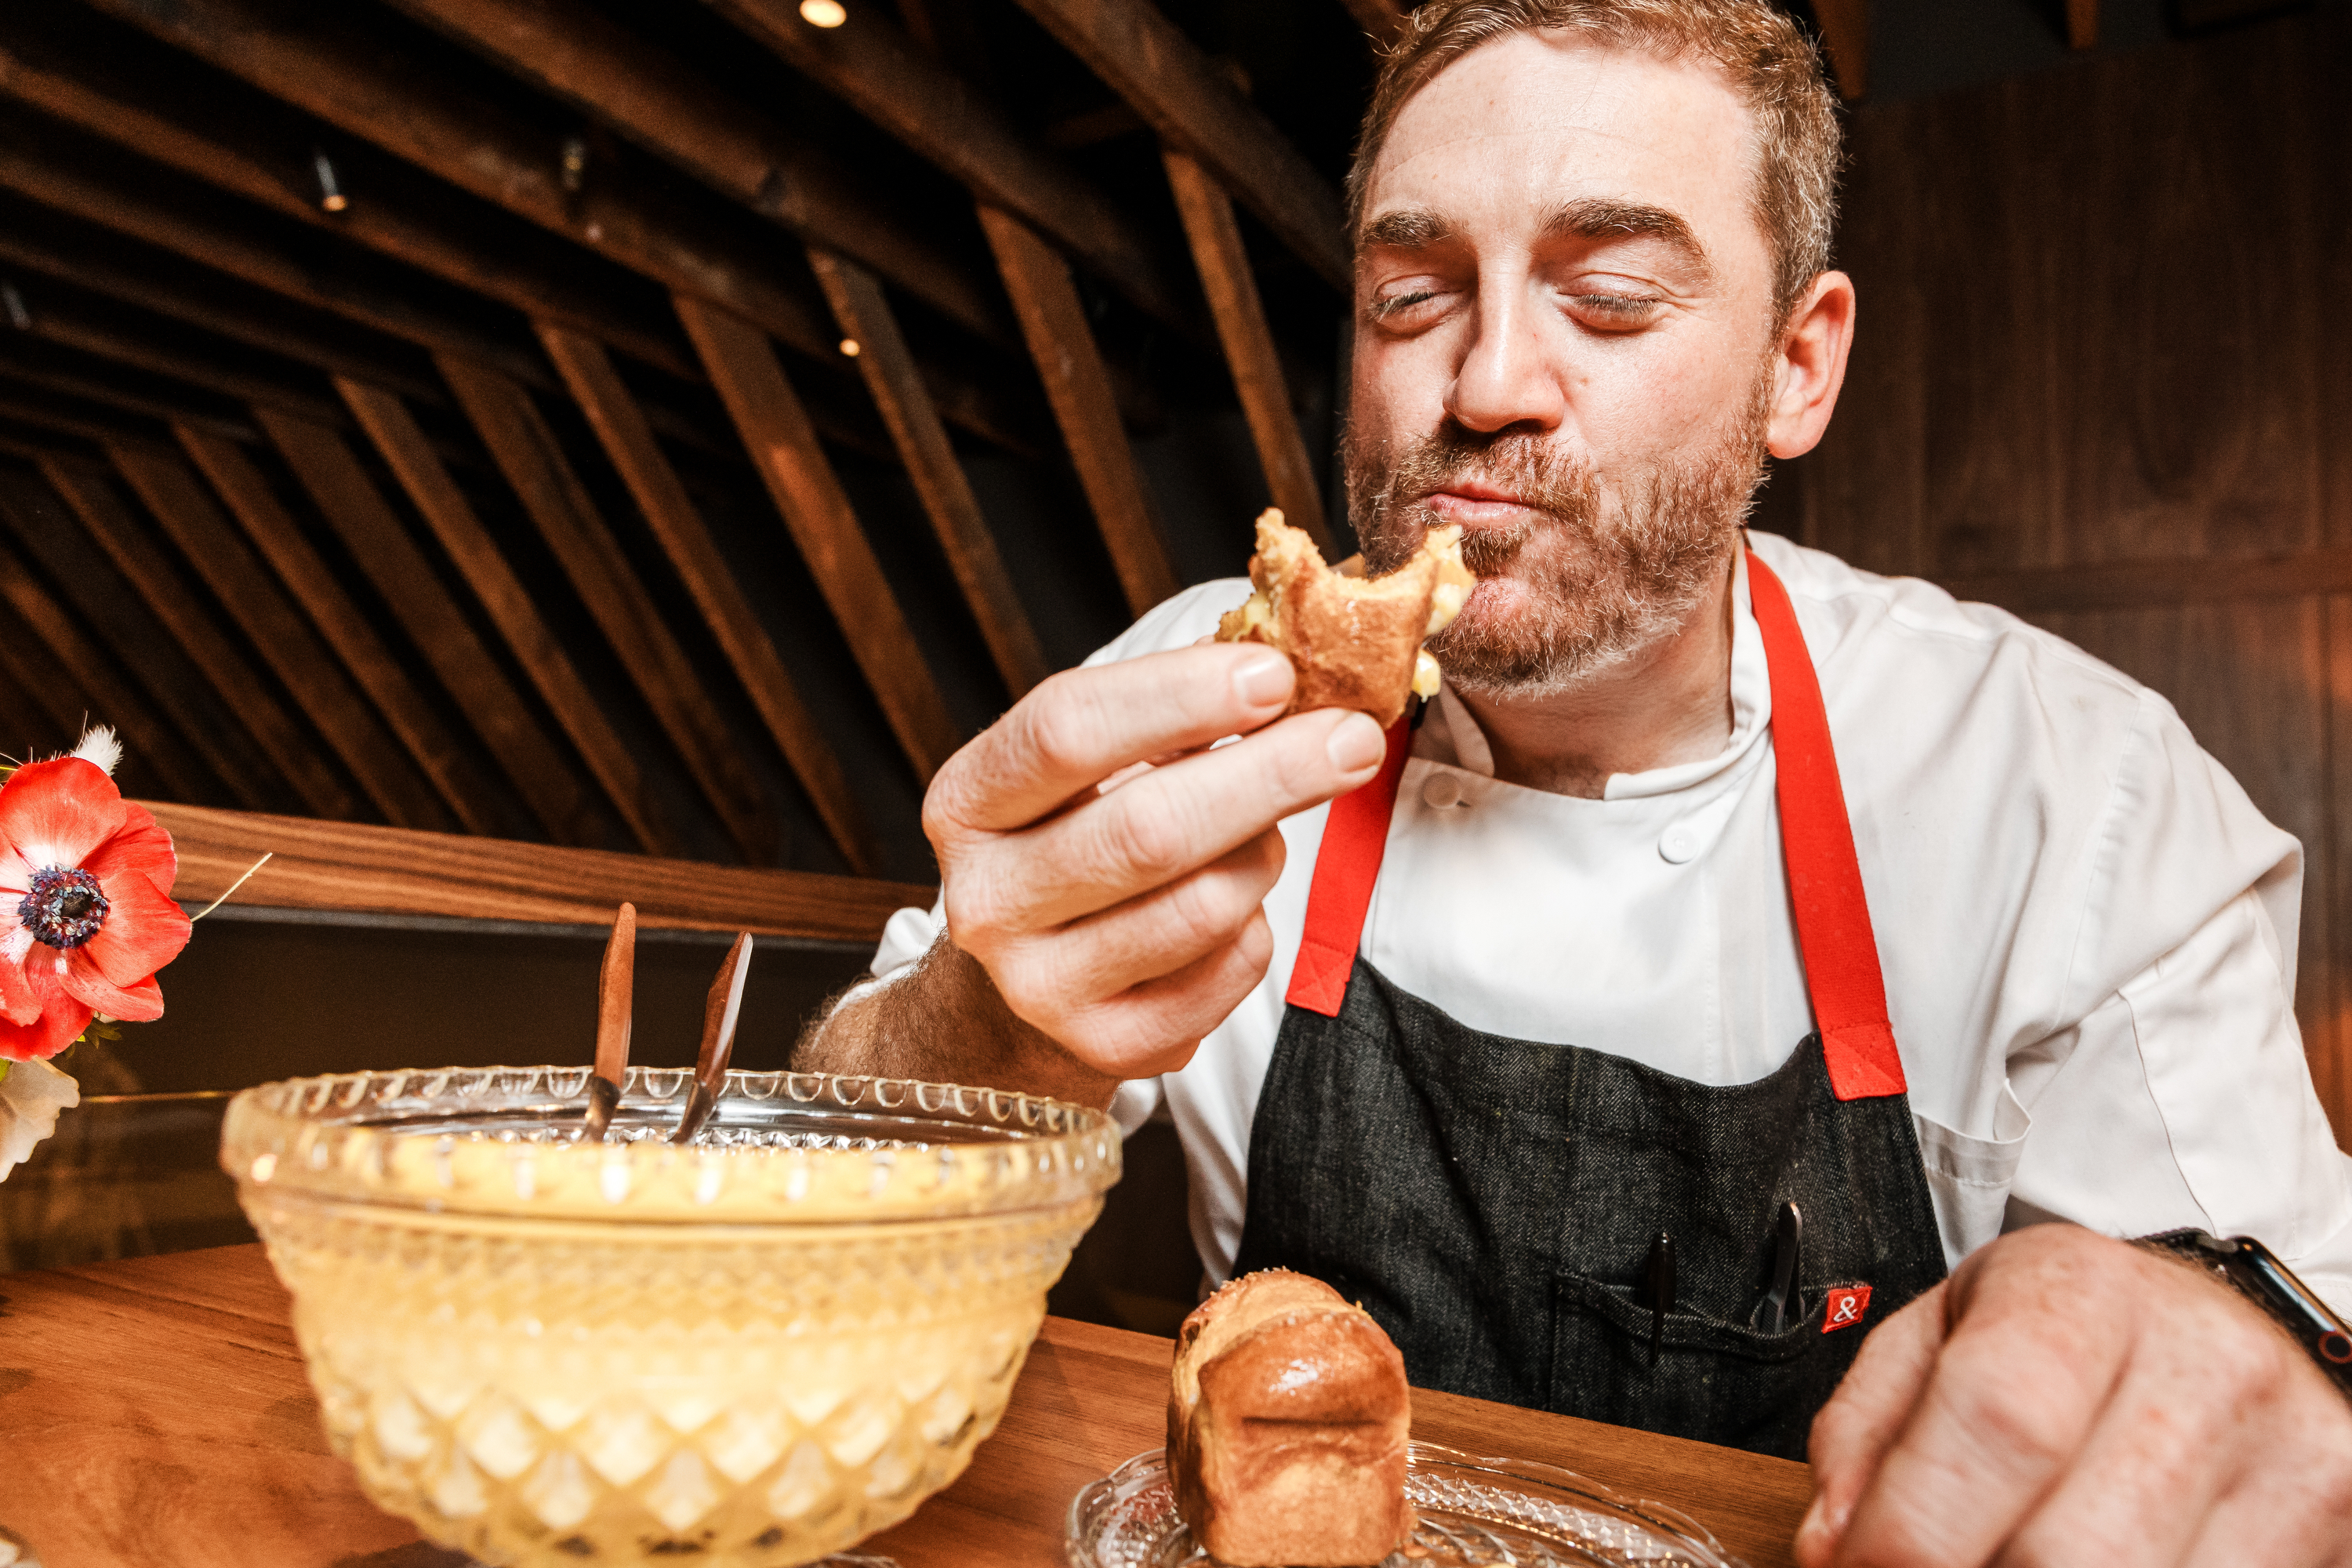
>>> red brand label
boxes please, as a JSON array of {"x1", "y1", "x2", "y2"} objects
[{"x1": 1822, "y1": 1285, "x2": 1872, "y2": 1333}]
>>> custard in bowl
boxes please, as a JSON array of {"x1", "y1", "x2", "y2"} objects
[{"x1": 222, "y1": 1066, "x2": 1120, "y2": 1566}]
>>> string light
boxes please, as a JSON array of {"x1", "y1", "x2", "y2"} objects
[
  {"x1": 839, "y1": 338, "x2": 861, "y2": 358},
  {"x1": 800, "y1": 0, "x2": 848, "y2": 26},
  {"x1": 313, "y1": 148, "x2": 348, "y2": 213}
]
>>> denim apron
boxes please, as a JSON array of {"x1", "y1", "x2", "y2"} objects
[{"x1": 1230, "y1": 549, "x2": 1948, "y2": 1460}]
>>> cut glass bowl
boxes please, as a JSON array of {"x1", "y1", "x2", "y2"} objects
[
  {"x1": 223, "y1": 1066, "x2": 1120, "y2": 1568},
  {"x1": 1066, "y1": 1443, "x2": 1747, "y2": 1567}
]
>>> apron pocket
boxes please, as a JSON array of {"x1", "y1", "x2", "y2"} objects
[{"x1": 1550, "y1": 1273, "x2": 1846, "y2": 1461}]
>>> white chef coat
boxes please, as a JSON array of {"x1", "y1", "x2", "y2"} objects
[{"x1": 858, "y1": 532, "x2": 2352, "y2": 1315}]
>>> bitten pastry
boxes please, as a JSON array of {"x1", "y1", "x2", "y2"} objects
[
  {"x1": 1217, "y1": 510, "x2": 1473, "y2": 730},
  {"x1": 1167, "y1": 1269, "x2": 1414, "y2": 1567}
]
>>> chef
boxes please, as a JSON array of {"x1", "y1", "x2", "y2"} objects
[{"x1": 800, "y1": 0, "x2": 2352, "y2": 1559}]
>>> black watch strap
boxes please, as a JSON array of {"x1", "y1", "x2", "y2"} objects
[{"x1": 2140, "y1": 1229, "x2": 2352, "y2": 1401}]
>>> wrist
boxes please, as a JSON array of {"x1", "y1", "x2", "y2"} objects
[{"x1": 2136, "y1": 1229, "x2": 2352, "y2": 1405}]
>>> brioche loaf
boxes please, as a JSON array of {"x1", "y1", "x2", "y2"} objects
[
  {"x1": 1167, "y1": 1269, "x2": 1414, "y2": 1566},
  {"x1": 1216, "y1": 510, "x2": 1472, "y2": 730}
]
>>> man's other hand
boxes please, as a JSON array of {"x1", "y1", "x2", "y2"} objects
[
  {"x1": 1797, "y1": 1225, "x2": 2352, "y2": 1566},
  {"x1": 923, "y1": 643, "x2": 1388, "y2": 1083}
]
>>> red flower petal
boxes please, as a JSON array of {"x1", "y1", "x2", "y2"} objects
[
  {"x1": 0, "y1": 953, "x2": 38, "y2": 1025},
  {"x1": 0, "y1": 996, "x2": 91, "y2": 1061},
  {"x1": 82, "y1": 869, "x2": 191, "y2": 988},
  {"x1": 0, "y1": 951, "x2": 90, "y2": 1062},
  {"x1": 0, "y1": 759, "x2": 125, "y2": 876},
  {"x1": 85, "y1": 802, "x2": 179, "y2": 897},
  {"x1": 63, "y1": 956, "x2": 162, "y2": 1022}
]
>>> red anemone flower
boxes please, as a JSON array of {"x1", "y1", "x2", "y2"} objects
[{"x1": 0, "y1": 757, "x2": 191, "y2": 1061}]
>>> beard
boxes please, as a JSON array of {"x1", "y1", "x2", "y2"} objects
[{"x1": 1347, "y1": 376, "x2": 1774, "y2": 701}]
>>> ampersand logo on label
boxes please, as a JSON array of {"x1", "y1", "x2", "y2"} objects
[{"x1": 1821, "y1": 1284, "x2": 1872, "y2": 1333}]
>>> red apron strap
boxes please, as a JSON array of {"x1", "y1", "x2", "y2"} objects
[
  {"x1": 1745, "y1": 550, "x2": 1906, "y2": 1100},
  {"x1": 1280, "y1": 546, "x2": 1906, "y2": 1101},
  {"x1": 1285, "y1": 717, "x2": 1414, "y2": 1015}
]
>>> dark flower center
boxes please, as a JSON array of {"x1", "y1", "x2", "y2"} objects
[{"x1": 20, "y1": 866, "x2": 107, "y2": 950}]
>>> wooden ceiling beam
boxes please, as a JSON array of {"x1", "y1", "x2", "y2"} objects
[
  {"x1": 0, "y1": 109, "x2": 558, "y2": 397},
  {"x1": 12, "y1": 292, "x2": 351, "y2": 432},
  {"x1": 533, "y1": 321, "x2": 879, "y2": 872},
  {"x1": 0, "y1": 530, "x2": 216, "y2": 804},
  {"x1": 0, "y1": 465, "x2": 270, "y2": 810},
  {"x1": 335, "y1": 376, "x2": 681, "y2": 859},
  {"x1": 80, "y1": 0, "x2": 1019, "y2": 376},
  {"x1": 2067, "y1": 0, "x2": 2099, "y2": 49},
  {"x1": 693, "y1": 0, "x2": 1200, "y2": 335},
  {"x1": 1812, "y1": 0, "x2": 1869, "y2": 101},
  {"x1": 176, "y1": 423, "x2": 516, "y2": 838},
  {"x1": 434, "y1": 352, "x2": 782, "y2": 864},
  {"x1": 0, "y1": 345, "x2": 257, "y2": 445},
  {"x1": 1002, "y1": 0, "x2": 1351, "y2": 289},
  {"x1": 252, "y1": 405, "x2": 611, "y2": 850},
  {"x1": 979, "y1": 206, "x2": 1180, "y2": 618},
  {"x1": 0, "y1": 219, "x2": 452, "y2": 412},
  {"x1": 0, "y1": 606, "x2": 93, "y2": 756},
  {"x1": 0, "y1": 5, "x2": 704, "y2": 384},
  {"x1": 673, "y1": 296, "x2": 967, "y2": 782},
  {"x1": 1163, "y1": 147, "x2": 1332, "y2": 551},
  {"x1": 811, "y1": 250, "x2": 1050, "y2": 698},
  {"x1": 109, "y1": 435, "x2": 444, "y2": 831},
  {"x1": 34, "y1": 452, "x2": 359, "y2": 821}
]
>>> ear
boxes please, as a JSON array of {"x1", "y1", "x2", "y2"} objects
[{"x1": 1766, "y1": 270, "x2": 1856, "y2": 460}]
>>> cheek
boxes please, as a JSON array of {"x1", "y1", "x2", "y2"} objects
[
  {"x1": 1573, "y1": 347, "x2": 1748, "y2": 461},
  {"x1": 1349, "y1": 328, "x2": 1457, "y2": 447}
]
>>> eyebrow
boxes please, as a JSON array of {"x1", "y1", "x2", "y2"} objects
[
  {"x1": 1539, "y1": 198, "x2": 1715, "y2": 282},
  {"x1": 1357, "y1": 207, "x2": 1454, "y2": 251}
]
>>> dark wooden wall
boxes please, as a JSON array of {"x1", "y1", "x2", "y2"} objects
[{"x1": 1771, "y1": 5, "x2": 2352, "y2": 1145}]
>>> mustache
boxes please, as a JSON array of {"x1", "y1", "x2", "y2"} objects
[{"x1": 1354, "y1": 427, "x2": 1599, "y2": 572}]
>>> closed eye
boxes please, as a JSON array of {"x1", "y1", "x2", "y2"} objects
[
  {"x1": 1569, "y1": 291, "x2": 1665, "y2": 328},
  {"x1": 1370, "y1": 289, "x2": 1439, "y2": 322}
]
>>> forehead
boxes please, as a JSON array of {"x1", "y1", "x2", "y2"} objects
[{"x1": 1364, "y1": 33, "x2": 1763, "y2": 267}]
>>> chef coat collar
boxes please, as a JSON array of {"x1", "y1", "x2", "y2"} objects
[{"x1": 1424, "y1": 544, "x2": 1772, "y2": 800}]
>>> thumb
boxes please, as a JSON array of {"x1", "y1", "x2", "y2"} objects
[{"x1": 1794, "y1": 1280, "x2": 1950, "y2": 1566}]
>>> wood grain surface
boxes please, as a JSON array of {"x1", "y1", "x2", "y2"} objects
[
  {"x1": 0, "y1": 1245, "x2": 1809, "y2": 1568},
  {"x1": 147, "y1": 800, "x2": 935, "y2": 943}
]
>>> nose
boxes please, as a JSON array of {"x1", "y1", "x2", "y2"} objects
[{"x1": 1444, "y1": 275, "x2": 1567, "y2": 436}]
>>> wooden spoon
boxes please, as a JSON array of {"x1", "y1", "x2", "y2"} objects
[
  {"x1": 673, "y1": 931, "x2": 752, "y2": 1145},
  {"x1": 584, "y1": 902, "x2": 635, "y2": 1142}
]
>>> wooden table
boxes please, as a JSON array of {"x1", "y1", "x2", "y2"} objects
[{"x1": 0, "y1": 1246, "x2": 1812, "y2": 1567}]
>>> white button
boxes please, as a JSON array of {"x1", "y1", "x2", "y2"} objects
[
  {"x1": 1421, "y1": 773, "x2": 1462, "y2": 809},
  {"x1": 1659, "y1": 825, "x2": 1697, "y2": 864}
]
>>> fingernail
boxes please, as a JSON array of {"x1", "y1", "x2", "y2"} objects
[
  {"x1": 1233, "y1": 652, "x2": 1290, "y2": 709},
  {"x1": 1327, "y1": 713, "x2": 1386, "y2": 772}
]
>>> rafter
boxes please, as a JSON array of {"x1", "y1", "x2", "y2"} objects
[
  {"x1": 252, "y1": 405, "x2": 609, "y2": 849},
  {"x1": 434, "y1": 353, "x2": 782, "y2": 863},
  {"x1": 0, "y1": 525, "x2": 215, "y2": 803},
  {"x1": 176, "y1": 424, "x2": 517, "y2": 837},
  {"x1": 1163, "y1": 147, "x2": 1332, "y2": 551},
  {"x1": 980, "y1": 207, "x2": 1180, "y2": 619},
  {"x1": 811, "y1": 250, "x2": 1050, "y2": 698},
  {"x1": 1812, "y1": 0, "x2": 1869, "y2": 101},
  {"x1": 78, "y1": 0, "x2": 1014, "y2": 364},
  {"x1": 10, "y1": 286, "x2": 350, "y2": 430},
  {"x1": 0, "y1": 345, "x2": 256, "y2": 445},
  {"x1": 1003, "y1": 0, "x2": 1350, "y2": 289},
  {"x1": 2067, "y1": 0, "x2": 2099, "y2": 49},
  {"x1": 673, "y1": 296, "x2": 967, "y2": 781},
  {"x1": 335, "y1": 376, "x2": 681, "y2": 859},
  {"x1": 0, "y1": 467, "x2": 259, "y2": 808},
  {"x1": 692, "y1": 0, "x2": 1198, "y2": 333},
  {"x1": 0, "y1": 3, "x2": 702, "y2": 382},
  {"x1": 533, "y1": 321, "x2": 880, "y2": 871},
  {"x1": 35, "y1": 452, "x2": 358, "y2": 820}
]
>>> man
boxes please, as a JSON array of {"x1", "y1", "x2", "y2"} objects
[{"x1": 804, "y1": 0, "x2": 2352, "y2": 1559}]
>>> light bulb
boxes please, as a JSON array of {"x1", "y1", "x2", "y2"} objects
[
  {"x1": 800, "y1": 0, "x2": 848, "y2": 27},
  {"x1": 839, "y1": 339, "x2": 862, "y2": 358}
]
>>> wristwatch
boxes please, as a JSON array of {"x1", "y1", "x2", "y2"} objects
[{"x1": 2140, "y1": 1229, "x2": 2352, "y2": 1401}]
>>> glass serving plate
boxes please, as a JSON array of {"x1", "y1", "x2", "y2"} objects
[
  {"x1": 1065, "y1": 1443, "x2": 1747, "y2": 1568},
  {"x1": 223, "y1": 1066, "x2": 1121, "y2": 1568}
]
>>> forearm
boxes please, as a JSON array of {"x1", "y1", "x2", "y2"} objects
[{"x1": 792, "y1": 935, "x2": 1122, "y2": 1109}]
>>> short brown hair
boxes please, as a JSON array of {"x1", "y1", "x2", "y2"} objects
[{"x1": 1347, "y1": 0, "x2": 1843, "y2": 323}]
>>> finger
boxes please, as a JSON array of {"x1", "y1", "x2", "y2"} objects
[
  {"x1": 1054, "y1": 909, "x2": 1278, "y2": 1080},
  {"x1": 961, "y1": 706, "x2": 1385, "y2": 932},
  {"x1": 2181, "y1": 1425, "x2": 2352, "y2": 1568},
  {"x1": 930, "y1": 644, "x2": 1297, "y2": 835},
  {"x1": 1025, "y1": 829, "x2": 1287, "y2": 1003},
  {"x1": 1831, "y1": 1243, "x2": 2132, "y2": 1568},
  {"x1": 1796, "y1": 1283, "x2": 1950, "y2": 1566}
]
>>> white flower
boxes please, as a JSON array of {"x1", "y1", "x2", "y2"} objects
[
  {"x1": 0, "y1": 1056, "x2": 79, "y2": 1181},
  {"x1": 69, "y1": 724, "x2": 122, "y2": 777}
]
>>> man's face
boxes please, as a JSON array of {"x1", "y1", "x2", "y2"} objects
[{"x1": 1349, "y1": 34, "x2": 1781, "y2": 697}]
